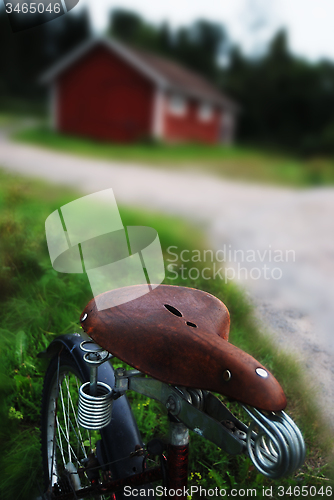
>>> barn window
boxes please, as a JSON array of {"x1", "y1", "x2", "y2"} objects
[
  {"x1": 169, "y1": 94, "x2": 187, "y2": 116},
  {"x1": 198, "y1": 103, "x2": 214, "y2": 121}
]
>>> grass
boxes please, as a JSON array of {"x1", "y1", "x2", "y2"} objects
[
  {"x1": 14, "y1": 125, "x2": 334, "y2": 187},
  {"x1": 0, "y1": 98, "x2": 47, "y2": 119},
  {"x1": 0, "y1": 168, "x2": 332, "y2": 499},
  {"x1": 0, "y1": 114, "x2": 18, "y2": 127}
]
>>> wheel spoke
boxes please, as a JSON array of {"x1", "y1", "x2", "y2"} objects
[
  {"x1": 57, "y1": 414, "x2": 81, "y2": 467},
  {"x1": 59, "y1": 381, "x2": 72, "y2": 464},
  {"x1": 56, "y1": 421, "x2": 66, "y2": 468},
  {"x1": 64, "y1": 375, "x2": 88, "y2": 459},
  {"x1": 67, "y1": 377, "x2": 71, "y2": 460},
  {"x1": 61, "y1": 397, "x2": 89, "y2": 459}
]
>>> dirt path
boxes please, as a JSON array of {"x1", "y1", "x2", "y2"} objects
[{"x1": 1, "y1": 136, "x2": 333, "y2": 426}]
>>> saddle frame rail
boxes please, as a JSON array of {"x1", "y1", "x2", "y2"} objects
[
  {"x1": 242, "y1": 405, "x2": 306, "y2": 479},
  {"x1": 113, "y1": 366, "x2": 306, "y2": 481},
  {"x1": 76, "y1": 340, "x2": 306, "y2": 486}
]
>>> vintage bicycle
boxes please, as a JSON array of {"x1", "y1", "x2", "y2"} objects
[{"x1": 39, "y1": 284, "x2": 306, "y2": 499}]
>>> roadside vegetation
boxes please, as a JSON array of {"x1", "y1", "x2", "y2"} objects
[
  {"x1": 15, "y1": 125, "x2": 334, "y2": 188},
  {"x1": 0, "y1": 169, "x2": 332, "y2": 499}
]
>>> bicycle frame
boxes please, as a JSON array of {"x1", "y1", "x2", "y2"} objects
[{"x1": 40, "y1": 332, "x2": 305, "y2": 499}]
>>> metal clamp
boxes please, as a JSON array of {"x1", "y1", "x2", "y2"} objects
[{"x1": 112, "y1": 372, "x2": 246, "y2": 456}]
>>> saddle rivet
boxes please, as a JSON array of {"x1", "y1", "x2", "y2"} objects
[
  {"x1": 81, "y1": 313, "x2": 88, "y2": 322},
  {"x1": 223, "y1": 370, "x2": 232, "y2": 381},
  {"x1": 255, "y1": 368, "x2": 268, "y2": 378}
]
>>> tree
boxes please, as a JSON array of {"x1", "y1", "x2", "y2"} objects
[
  {"x1": 108, "y1": 9, "x2": 158, "y2": 51},
  {"x1": 0, "y1": 8, "x2": 91, "y2": 103},
  {"x1": 108, "y1": 9, "x2": 227, "y2": 82},
  {"x1": 222, "y1": 29, "x2": 334, "y2": 154}
]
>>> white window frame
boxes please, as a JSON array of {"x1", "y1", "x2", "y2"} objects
[
  {"x1": 198, "y1": 102, "x2": 214, "y2": 122},
  {"x1": 168, "y1": 94, "x2": 187, "y2": 116},
  {"x1": 152, "y1": 88, "x2": 164, "y2": 139}
]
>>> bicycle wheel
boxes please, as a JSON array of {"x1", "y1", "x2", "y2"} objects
[
  {"x1": 40, "y1": 339, "x2": 155, "y2": 500},
  {"x1": 40, "y1": 351, "x2": 113, "y2": 498}
]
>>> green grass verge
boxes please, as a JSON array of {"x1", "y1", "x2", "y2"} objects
[
  {"x1": 0, "y1": 169, "x2": 332, "y2": 499},
  {"x1": 15, "y1": 125, "x2": 334, "y2": 187}
]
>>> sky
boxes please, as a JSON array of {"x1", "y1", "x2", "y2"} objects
[{"x1": 78, "y1": 0, "x2": 334, "y2": 62}]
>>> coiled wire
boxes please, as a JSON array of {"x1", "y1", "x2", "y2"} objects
[
  {"x1": 78, "y1": 381, "x2": 113, "y2": 430},
  {"x1": 242, "y1": 405, "x2": 306, "y2": 479}
]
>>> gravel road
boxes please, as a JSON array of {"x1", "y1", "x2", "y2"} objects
[{"x1": 1, "y1": 135, "x2": 333, "y2": 427}]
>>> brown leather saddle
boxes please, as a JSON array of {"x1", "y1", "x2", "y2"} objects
[{"x1": 80, "y1": 284, "x2": 286, "y2": 412}]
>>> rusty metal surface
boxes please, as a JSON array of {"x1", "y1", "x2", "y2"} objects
[
  {"x1": 167, "y1": 443, "x2": 189, "y2": 499},
  {"x1": 80, "y1": 285, "x2": 286, "y2": 411}
]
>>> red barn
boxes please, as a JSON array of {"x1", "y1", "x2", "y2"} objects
[{"x1": 43, "y1": 37, "x2": 238, "y2": 144}]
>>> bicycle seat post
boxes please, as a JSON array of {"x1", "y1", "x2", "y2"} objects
[
  {"x1": 167, "y1": 417, "x2": 189, "y2": 499},
  {"x1": 88, "y1": 352, "x2": 100, "y2": 397}
]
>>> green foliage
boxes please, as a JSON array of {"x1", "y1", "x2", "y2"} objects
[
  {"x1": 108, "y1": 9, "x2": 227, "y2": 81},
  {"x1": 0, "y1": 170, "x2": 332, "y2": 499},
  {"x1": 0, "y1": 7, "x2": 90, "y2": 102},
  {"x1": 0, "y1": 428, "x2": 43, "y2": 500},
  {"x1": 223, "y1": 30, "x2": 334, "y2": 156}
]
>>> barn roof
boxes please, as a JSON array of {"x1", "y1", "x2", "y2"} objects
[{"x1": 42, "y1": 37, "x2": 238, "y2": 111}]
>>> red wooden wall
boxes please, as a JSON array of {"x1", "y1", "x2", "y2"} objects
[
  {"x1": 55, "y1": 43, "x2": 222, "y2": 144},
  {"x1": 57, "y1": 45, "x2": 155, "y2": 143},
  {"x1": 163, "y1": 98, "x2": 221, "y2": 144}
]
